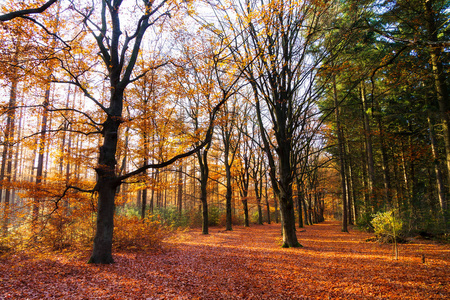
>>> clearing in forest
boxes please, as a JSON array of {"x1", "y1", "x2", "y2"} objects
[{"x1": 0, "y1": 221, "x2": 449, "y2": 299}]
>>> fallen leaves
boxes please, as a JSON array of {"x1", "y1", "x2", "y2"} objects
[{"x1": 0, "y1": 221, "x2": 448, "y2": 299}]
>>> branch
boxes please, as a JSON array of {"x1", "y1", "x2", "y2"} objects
[
  {"x1": 47, "y1": 184, "x2": 96, "y2": 216},
  {"x1": 0, "y1": 0, "x2": 58, "y2": 21},
  {"x1": 117, "y1": 90, "x2": 228, "y2": 182}
]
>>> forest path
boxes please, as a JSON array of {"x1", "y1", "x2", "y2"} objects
[{"x1": 1, "y1": 221, "x2": 449, "y2": 299}]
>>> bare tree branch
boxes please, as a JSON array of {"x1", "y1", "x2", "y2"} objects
[{"x1": 0, "y1": 0, "x2": 58, "y2": 21}]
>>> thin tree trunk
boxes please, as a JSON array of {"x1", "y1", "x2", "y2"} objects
[
  {"x1": 225, "y1": 147, "x2": 233, "y2": 231},
  {"x1": 361, "y1": 83, "x2": 375, "y2": 209},
  {"x1": 427, "y1": 111, "x2": 447, "y2": 223},
  {"x1": 177, "y1": 163, "x2": 183, "y2": 214},
  {"x1": 296, "y1": 176, "x2": 304, "y2": 228},
  {"x1": 1, "y1": 61, "x2": 18, "y2": 236},
  {"x1": 198, "y1": 147, "x2": 210, "y2": 235},
  {"x1": 264, "y1": 170, "x2": 270, "y2": 224},
  {"x1": 334, "y1": 76, "x2": 348, "y2": 232},
  {"x1": 303, "y1": 191, "x2": 309, "y2": 226},
  {"x1": 253, "y1": 178, "x2": 261, "y2": 226},
  {"x1": 343, "y1": 134, "x2": 354, "y2": 225},
  {"x1": 32, "y1": 84, "x2": 50, "y2": 232},
  {"x1": 376, "y1": 109, "x2": 392, "y2": 207},
  {"x1": 425, "y1": 0, "x2": 450, "y2": 196},
  {"x1": 344, "y1": 137, "x2": 357, "y2": 223}
]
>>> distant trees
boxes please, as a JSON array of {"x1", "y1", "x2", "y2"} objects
[{"x1": 319, "y1": 0, "x2": 449, "y2": 233}]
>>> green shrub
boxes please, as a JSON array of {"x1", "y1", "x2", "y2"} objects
[
  {"x1": 208, "y1": 206, "x2": 222, "y2": 226},
  {"x1": 371, "y1": 210, "x2": 403, "y2": 243},
  {"x1": 150, "y1": 206, "x2": 190, "y2": 229}
]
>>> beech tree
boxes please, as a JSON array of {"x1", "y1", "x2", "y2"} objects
[
  {"x1": 13, "y1": 0, "x2": 227, "y2": 264},
  {"x1": 208, "y1": 0, "x2": 349, "y2": 247}
]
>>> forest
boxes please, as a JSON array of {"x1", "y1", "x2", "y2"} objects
[{"x1": 0, "y1": 0, "x2": 449, "y2": 298}]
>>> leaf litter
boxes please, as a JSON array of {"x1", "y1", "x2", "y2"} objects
[{"x1": 0, "y1": 221, "x2": 448, "y2": 299}]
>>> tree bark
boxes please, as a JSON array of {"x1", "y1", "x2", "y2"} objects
[
  {"x1": 296, "y1": 177, "x2": 304, "y2": 228},
  {"x1": 425, "y1": 0, "x2": 450, "y2": 196},
  {"x1": 177, "y1": 163, "x2": 183, "y2": 214},
  {"x1": 264, "y1": 170, "x2": 271, "y2": 224},
  {"x1": 197, "y1": 147, "x2": 210, "y2": 235},
  {"x1": 32, "y1": 84, "x2": 50, "y2": 232},
  {"x1": 361, "y1": 83, "x2": 375, "y2": 209},
  {"x1": 224, "y1": 146, "x2": 233, "y2": 231},
  {"x1": 254, "y1": 179, "x2": 262, "y2": 226},
  {"x1": 334, "y1": 76, "x2": 348, "y2": 232},
  {"x1": 427, "y1": 111, "x2": 447, "y2": 223},
  {"x1": 240, "y1": 155, "x2": 251, "y2": 227},
  {"x1": 89, "y1": 112, "x2": 122, "y2": 264},
  {"x1": 1, "y1": 60, "x2": 18, "y2": 236}
]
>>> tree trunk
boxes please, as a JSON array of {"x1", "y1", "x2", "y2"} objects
[
  {"x1": 427, "y1": 111, "x2": 447, "y2": 223},
  {"x1": 177, "y1": 163, "x2": 183, "y2": 214},
  {"x1": 278, "y1": 138, "x2": 300, "y2": 247},
  {"x1": 88, "y1": 112, "x2": 122, "y2": 264},
  {"x1": 240, "y1": 161, "x2": 251, "y2": 227},
  {"x1": 303, "y1": 192, "x2": 309, "y2": 226},
  {"x1": 296, "y1": 177, "x2": 304, "y2": 228},
  {"x1": 343, "y1": 133, "x2": 354, "y2": 225},
  {"x1": 198, "y1": 149, "x2": 209, "y2": 235},
  {"x1": 141, "y1": 187, "x2": 147, "y2": 220},
  {"x1": 256, "y1": 196, "x2": 262, "y2": 226},
  {"x1": 265, "y1": 171, "x2": 271, "y2": 224},
  {"x1": 361, "y1": 83, "x2": 375, "y2": 209},
  {"x1": 375, "y1": 108, "x2": 392, "y2": 207},
  {"x1": 89, "y1": 178, "x2": 116, "y2": 264},
  {"x1": 1, "y1": 62, "x2": 18, "y2": 236},
  {"x1": 334, "y1": 76, "x2": 348, "y2": 232},
  {"x1": 425, "y1": 0, "x2": 450, "y2": 195},
  {"x1": 32, "y1": 84, "x2": 50, "y2": 232},
  {"x1": 225, "y1": 150, "x2": 233, "y2": 231},
  {"x1": 344, "y1": 137, "x2": 357, "y2": 224},
  {"x1": 253, "y1": 176, "x2": 262, "y2": 226}
]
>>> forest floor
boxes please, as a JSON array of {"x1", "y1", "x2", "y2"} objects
[{"x1": 0, "y1": 221, "x2": 449, "y2": 299}]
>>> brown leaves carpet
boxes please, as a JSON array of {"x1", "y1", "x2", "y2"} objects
[{"x1": 1, "y1": 221, "x2": 449, "y2": 299}]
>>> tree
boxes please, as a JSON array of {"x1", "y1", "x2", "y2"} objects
[
  {"x1": 218, "y1": 98, "x2": 244, "y2": 230},
  {"x1": 53, "y1": 1, "x2": 227, "y2": 263},
  {"x1": 213, "y1": 0, "x2": 348, "y2": 247}
]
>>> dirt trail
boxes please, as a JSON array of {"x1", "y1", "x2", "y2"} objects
[{"x1": 1, "y1": 221, "x2": 449, "y2": 299}]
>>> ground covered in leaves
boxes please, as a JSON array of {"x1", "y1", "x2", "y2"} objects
[{"x1": 1, "y1": 221, "x2": 449, "y2": 299}]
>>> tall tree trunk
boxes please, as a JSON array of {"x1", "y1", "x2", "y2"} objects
[
  {"x1": 197, "y1": 147, "x2": 210, "y2": 235},
  {"x1": 344, "y1": 137, "x2": 357, "y2": 223},
  {"x1": 425, "y1": 0, "x2": 450, "y2": 196},
  {"x1": 11, "y1": 106, "x2": 23, "y2": 206},
  {"x1": 240, "y1": 156, "x2": 251, "y2": 227},
  {"x1": 361, "y1": 83, "x2": 375, "y2": 209},
  {"x1": 141, "y1": 187, "x2": 147, "y2": 220},
  {"x1": 303, "y1": 191, "x2": 309, "y2": 226},
  {"x1": 1, "y1": 61, "x2": 18, "y2": 236},
  {"x1": 224, "y1": 147, "x2": 233, "y2": 231},
  {"x1": 177, "y1": 163, "x2": 183, "y2": 214},
  {"x1": 89, "y1": 111, "x2": 122, "y2": 264},
  {"x1": 295, "y1": 175, "x2": 304, "y2": 228},
  {"x1": 32, "y1": 84, "x2": 50, "y2": 232},
  {"x1": 427, "y1": 111, "x2": 447, "y2": 224},
  {"x1": 375, "y1": 109, "x2": 392, "y2": 207},
  {"x1": 343, "y1": 133, "x2": 354, "y2": 225},
  {"x1": 334, "y1": 76, "x2": 348, "y2": 232},
  {"x1": 254, "y1": 180, "x2": 262, "y2": 226},
  {"x1": 264, "y1": 170, "x2": 271, "y2": 224}
]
